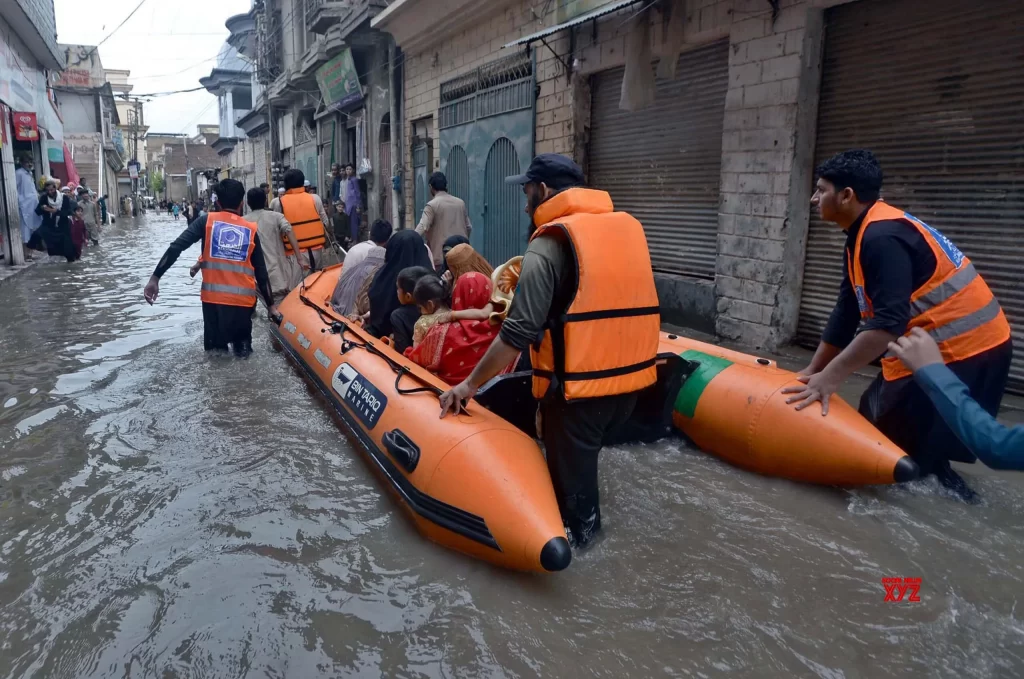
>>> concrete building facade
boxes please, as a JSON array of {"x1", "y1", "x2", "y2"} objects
[
  {"x1": 0, "y1": 0, "x2": 64, "y2": 265},
  {"x1": 376, "y1": 0, "x2": 1024, "y2": 391}
]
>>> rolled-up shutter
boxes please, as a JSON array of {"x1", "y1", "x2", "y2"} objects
[
  {"x1": 589, "y1": 40, "x2": 728, "y2": 278},
  {"x1": 798, "y1": 0, "x2": 1024, "y2": 392}
]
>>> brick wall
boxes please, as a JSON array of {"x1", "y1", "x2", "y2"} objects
[
  {"x1": 715, "y1": 0, "x2": 822, "y2": 349},
  {"x1": 400, "y1": 0, "x2": 574, "y2": 223}
]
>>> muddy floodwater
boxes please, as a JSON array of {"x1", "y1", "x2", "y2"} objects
[{"x1": 2, "y1": 214, "x2": 1023, "y2": 678}]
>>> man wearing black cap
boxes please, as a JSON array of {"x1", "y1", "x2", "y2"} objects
[{"x1": 439, "y1": 153, "x2": 661, "y2": 549}]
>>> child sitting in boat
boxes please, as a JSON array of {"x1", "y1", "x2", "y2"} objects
[
  {"x1": 407, "y1": 272, "x2": 515, "y2": 384},
  {"x1": 390, "y1": 266, "x2": 432, "y2": 354},
  {"x1": 409, "y1": 275, "x2": 451, "y2": 348}
]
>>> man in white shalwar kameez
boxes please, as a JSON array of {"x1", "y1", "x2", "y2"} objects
[{"x1": 16, "y1": 154, "x2": 43, "y2": 258}]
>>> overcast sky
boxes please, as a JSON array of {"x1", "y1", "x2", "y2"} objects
[{"x1": 53, "y1": 0, "x2": 252, "y2": 135}]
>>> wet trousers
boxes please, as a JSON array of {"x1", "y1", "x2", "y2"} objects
[
  {"x1": 202, "y1": 302, "x2": 256, "y2": 357},
  {"x1": 540, "y1": 391, "x2": 638, "y2": 547},
  {"x1": 860, "y1": 341, "x2": 1012, "y2": 494}
]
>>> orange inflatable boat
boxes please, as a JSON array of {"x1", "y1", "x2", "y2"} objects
[
  {"x1": 658, "y1": 334, "x2": 919, "y2": 486},
  {"x1": 270, "y1": 265, "x2": 572, "y2": 573}
]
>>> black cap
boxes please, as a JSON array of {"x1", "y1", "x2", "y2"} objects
[{"x1": 506, "y1": 153, "x2": 584, "y2": 190}]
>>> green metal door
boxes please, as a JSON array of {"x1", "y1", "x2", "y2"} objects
[
  {"x1": 483, "y1": 138, "x2": 525, "y2": 265},
  {"x1": 439, "y1": 52, "x2": 534, "y2": 264}
]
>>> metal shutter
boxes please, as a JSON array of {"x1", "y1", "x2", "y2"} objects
[
  {"x1": 798, "y1": 0, "x2": 1024, "y2": 392},
  {"x1": 589, "y1": 40, "x2": 728, "y2": 278}
]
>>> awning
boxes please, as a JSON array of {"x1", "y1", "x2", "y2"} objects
[{"x1": 503, "y1": 0, "x2": 644, "y2": 48}]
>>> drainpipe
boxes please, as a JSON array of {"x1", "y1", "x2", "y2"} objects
[{"x1": 388, "y1": 40, "x2": 403, "y2": 229}]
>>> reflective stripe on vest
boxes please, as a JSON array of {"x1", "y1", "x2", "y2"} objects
[
  {"x1": 201, "y1": 282, "x2": 258, "y2": 298},
  {"x1": 850, "y1": 202, "x2": 1011, "y2": 380},
  {"x1": 280, "y1": 190, "x2": 326, "y2": 253},
  {"x1": 201, "y1": 260, "x2": 255, "y2": 276},
  {"x1": 526, "y1": 188, "x2": 661, "y2": 401},
  {"x1": 200, "y1": 211, "x2": 259, "y2": 308}
]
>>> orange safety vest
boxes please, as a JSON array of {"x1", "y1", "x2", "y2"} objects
[
  {"x1": 528, "y1": 188, "x2": 661, "y2": 401},
  {"x1": 849, "y1": 201, "x2": 1011, "y2": 381},
  {"x1": 200, "y1": 211, "x2": 259, "y2": 308},
  {"x1": 279, "y1": 188, "x2": 326, "y2": 254}
]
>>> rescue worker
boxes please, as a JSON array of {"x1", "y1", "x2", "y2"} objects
[
  {"x1": 144, "y1": 179, "x2": 277, "y2": 357},
  {"x1": 274, "y1": 169, "x2": 329, "y2": 271},
  {"x1": 784, "y1": 149, "x2": 1012, "y2": 499},
  {"x1": 439, "y1": 154, "x2": 661, "y2": 551}
]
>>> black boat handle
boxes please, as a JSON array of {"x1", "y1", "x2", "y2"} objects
[{"x1": 383, "y1": 429, "x2": 420, "y2": 473}]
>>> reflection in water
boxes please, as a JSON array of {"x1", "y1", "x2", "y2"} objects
[{"x1": 1, "y1": 215, "x2": 1023, "y2": 678}]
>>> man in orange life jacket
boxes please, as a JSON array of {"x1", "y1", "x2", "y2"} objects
[
  {"x1": 784, "y1": 150, "x2": 1012, "y2": 499},
  {"x1": 439, "y1": 154, "x2": 661, "y2": 551},
  {"x1": 144, "y1": 179, "x2": 277, "y2": 357},
  {"x1": 274, "y1": 168, "x2": 329, "y2": 271}
]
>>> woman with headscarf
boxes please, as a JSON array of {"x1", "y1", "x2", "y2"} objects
[
  {"x1": 331, "y1": 244, "x2": 386, "y2": 316},
  {"x1": 444, "y1": 243, "x2": 493, "y2": 284},
  {"x1": 437, "y1": 234, "x2": 469, "y2": 275},
  {"x1": 407, "y1": 272, "x2": 516, "y2": 385},
  {"x1": 365, "y1": 230, "x2": 433, "y2": 338}
]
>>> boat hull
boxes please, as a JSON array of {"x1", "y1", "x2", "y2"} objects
[
  {"x1": 273, "y1": 266, "x2": 570, "y2": 573},
  {"x1": 659, "y1": 334, "x2": 918, "y2": 486}
]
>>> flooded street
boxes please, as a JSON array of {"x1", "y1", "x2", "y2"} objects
[{"x1": 2, "y1": 213, "x2": 1024, "y2": 678}]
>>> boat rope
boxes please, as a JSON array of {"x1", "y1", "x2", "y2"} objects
[{"x1": 295, "y1": 288, "x2": 446, "y2": 399}]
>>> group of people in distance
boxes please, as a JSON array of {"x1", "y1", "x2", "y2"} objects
[{"x1": 14, "y1": 153, "x2": 104, "y2": 263}]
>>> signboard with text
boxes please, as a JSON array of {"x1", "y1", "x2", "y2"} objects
[{"x1": 316, "y1": 49, "x2": 363, "y2": 112}]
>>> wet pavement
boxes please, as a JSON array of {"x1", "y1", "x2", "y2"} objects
[{"x1": 1, "y1": 213, "x2": 1023, "y2": 678}]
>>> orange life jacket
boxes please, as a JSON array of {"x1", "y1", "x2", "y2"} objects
[
  {"x1": 200, "y1": 211, "x2": 259, "y2": 308},
  {"x1": 849, "y1": 201, "x2": 1011, "y2": 381},
  {"x1": 528, "y1": 188, "x2": 661, "y2": 401},
  {"x1": 279, "y1": 188, "x2": 326, "y2": 253}
]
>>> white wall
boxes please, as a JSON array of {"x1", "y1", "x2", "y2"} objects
[{"x1": 57, "y1": 92, "x2": 97, "y2": 134}]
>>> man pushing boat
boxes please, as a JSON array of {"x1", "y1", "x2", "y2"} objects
[
  {"x1": 784, "y1": 150, "x2": 1012, "y2": 499},
  {"x1": 439, "y1": 154, "x2": 661, "y2": 548}
]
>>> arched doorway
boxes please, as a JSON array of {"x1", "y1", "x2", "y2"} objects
[
  {"x1": 446, "y1": 145, "x2": 469, "y2": 202},
  {"x1": 482, "y1": 137, "x2": 525, "y2": 265}
]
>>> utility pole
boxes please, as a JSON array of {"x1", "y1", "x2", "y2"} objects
[{"x1": 184, "y1": 133, "x2": 192, "y2": 202}]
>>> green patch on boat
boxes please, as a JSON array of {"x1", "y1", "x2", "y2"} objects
[{"x1": 674, "y1": 350, "x2": 734, "y2": 418}]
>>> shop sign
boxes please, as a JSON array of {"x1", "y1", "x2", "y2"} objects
[
  {"x1": 13, "y1": 111, "x2": 39, "y2": 141},
  {"x1": 55, "y1": 68, "x2": 93, "y2": 88},
  {"x1": 316, "y1": 49, "x2": 363, "y2": 112}
]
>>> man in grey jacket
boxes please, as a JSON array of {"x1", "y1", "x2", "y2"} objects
[{"x1": 416, "y1": 171, "x2": 472, "y2": 269}]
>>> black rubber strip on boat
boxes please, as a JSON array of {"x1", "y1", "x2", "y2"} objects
[{"x1": 271, "y1": 325, "x2": 501, "y2": 552}]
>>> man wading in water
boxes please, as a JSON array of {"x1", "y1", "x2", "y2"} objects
[
  {"x1": 439, "y1": 154, "x2": 661, "y2": 550},
  {"x1": 144, "y1": 179, "x2": 277, "y2": 357}
]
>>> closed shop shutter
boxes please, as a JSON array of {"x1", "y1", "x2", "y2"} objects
[
  {"x1": 589, "y1": 40, "x2": 728, "y2": 278},
  {"x1": 798, "y1": 0, "x2": 1024, "y2": 392}
]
